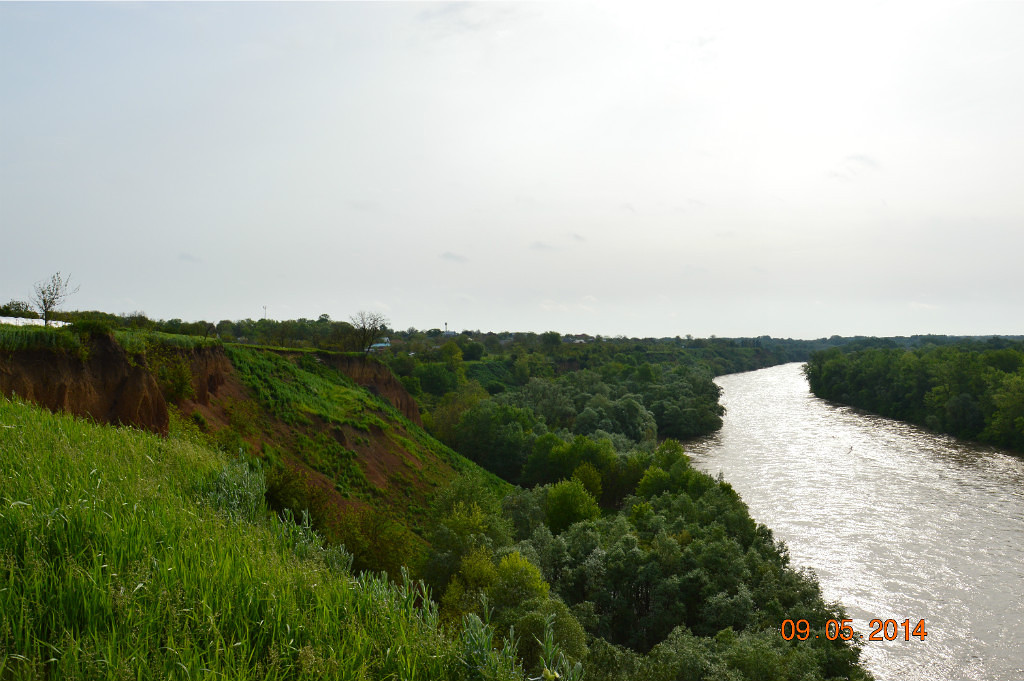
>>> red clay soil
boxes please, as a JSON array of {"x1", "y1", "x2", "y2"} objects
[
  {"x1": 177, "y1": 346, "x2": 246, "y2": 434},
  {"x1": 344, "y1": 423, "x2": 421, "y2": 491},
  {"x1": 171, "y1": 353, "x2": 376, "y2": 528},
  {"x1": 179, "y1": 353, "x2": 436, "y2": 520},
  {"x1": 0, "y1": 334, "x2": 169, "y2": 434},
  {"x1": 187, "y1": 345, "x2": 232, "y2": 406},
  {"x1": 176, "y1": 346, "x2": 438, "y2": 502},
  {"x1": 277, "y1": 445, "x2": 369, "y2": 518},
  {"x1": 301, "y1": 412, "x2": 432, "y2": 495},
  {"x1": 3, "y1": 336, "x2": 447, "y2": 544}
]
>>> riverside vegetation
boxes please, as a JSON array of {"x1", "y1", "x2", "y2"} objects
[
  {"x1": 0, "y1": 317, "x2": 875, "y2": 680},
  {"x1": 805, "y1": 337, "x2": 1024, "y2": 452}
]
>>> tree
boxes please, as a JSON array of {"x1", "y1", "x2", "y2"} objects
[
  {"x1": 454, "y1": 401, "x2": 541, "y2": 482},
  {"x1": 32, "y1": 272, "x2": 79, "y2": 326},
  {"x1": 462, "y1": 341, "x2": 485, "y2": 361},
  {"x1": 428, "y1": 380, "x2": 489, "y2": 445},
  {"x1": 486, "y1": 551, "x2": 549, "y2": 609},
  {"x1": 440, "y1": 340, "x2": 464, "y2": 372},
  {"x1": 0, "y1": 299, "x2": 37, "y2": 319},
  {"x1": 544, "y1": 479, "x2": 600, "y2": 534},
  {"x1": 540, "y1": 331, "x2": 562, "y2": 352},
  {"x1": 349, "y1": 310, "x2": 389, "y2": 354},
  {"x1": 414, "y1": 363, "x2": 459, "y2": 396}
]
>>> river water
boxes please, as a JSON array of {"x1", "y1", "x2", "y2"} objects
[{"x1": 686, "y1": 363, "x2": 1024, "y2": 681}]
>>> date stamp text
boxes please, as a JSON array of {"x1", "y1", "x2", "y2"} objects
[{"x1": 781, "y1": 618, "x2": 927, "y2": 642}]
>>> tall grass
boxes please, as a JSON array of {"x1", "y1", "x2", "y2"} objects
[
  {"x1": 0, "y1": 325, "x2": 218, "y2": 357},
  {"x1": 0, "y1": 325, "x2": 82, "y2": 354},
  {"x1": 114, "y1": 330, "x2": 221, "y2": 355},
  {"x1": 0, "y1": 397, "x2": 525, "y2": 680}
]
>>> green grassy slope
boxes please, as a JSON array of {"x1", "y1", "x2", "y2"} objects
[
  {"x1": 0, "y1": 396, "x2": 524, "y2": 680},
  {"x1": 220, "y1": 346, "x2": 510, "y2": 574}
]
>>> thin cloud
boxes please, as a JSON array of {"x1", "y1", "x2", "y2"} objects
[
  {"x1": 178, "y1": 252, "x2": 202, "y2": 264},
  {"x1": 542, "y1": 296, "x2": 600, "y2": 314},
  {"x1": 346, "y1": 200, "x2": 379, "y2": 212},
  {"x1": 540, "y1": 299, "x2": 569, "y2": 313},
  {"x1": 530, "y1": 241, "x2": 555, "y2": 251},
  {"x1": 848, "y1": 154, "x2": 879, "y2": 169},
  {"x1": 440, "y1": 251, "x2": 469, "y2": 264},
  {"x1": 416, "y1": 4, "x2": 523, "y2": 36},
  {"x1": 827, "y1": 155, "x2": 882, "y2": 181}
]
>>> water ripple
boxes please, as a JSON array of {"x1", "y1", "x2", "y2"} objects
[{"x1": 688, "y1": 363, "x2": 1024, "y2": 681}]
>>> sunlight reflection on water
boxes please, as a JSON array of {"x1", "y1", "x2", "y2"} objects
[{"x1": 687, "y1": 363, "x2": 1024, "y2": 681}]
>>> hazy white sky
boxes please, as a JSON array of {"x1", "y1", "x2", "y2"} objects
[{"x1": 2, "y1": 1, "x2": 1023, "y2": 338}]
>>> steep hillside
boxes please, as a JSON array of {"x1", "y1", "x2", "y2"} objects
[
  {"x1": 322, "y1": 352, "x2": 422, "y2": 424},
  {"x1": 0, "y1": 326, "x2": 505, "y2": 575},
  {"x1": 216, "y1": 345, "x2": 506, "y2": 574},
  {"x1": 0, "y1": 396, "x2": 527, "y2": 680},
  {"x1": 0, "y1": 329, "x2": 168, "y2": 434}
]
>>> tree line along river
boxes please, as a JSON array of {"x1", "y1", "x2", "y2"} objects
[{"x1": 687, "y1": 363, "x2": 1024, "y2": 681}]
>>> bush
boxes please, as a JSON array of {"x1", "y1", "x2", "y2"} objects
[
  {"x1": 487, "y1": 551, "x2": 549, "y2": 609},
  {"x1": 415, "y1": 363, "x2": 459, "y2": 396},
  {"x1": 544, "y1": 479, "x2": 600, "y2": 534},
  {"x1": 70, "y1": 318, "x2": 115, "y2": 338},
  {"x1": 145, "y1": 341, "x2": 195, "y2": 402},
  {"x1": 0, "y1": 299, "x2": 38, "y2": 318},
  {"x1": 463, "y1": 342, "x2": 485, "y2": 361}
]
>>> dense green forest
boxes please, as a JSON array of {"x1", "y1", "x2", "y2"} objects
[
  {"x1": 805, "y1": 338, "x2": 1024, "y2": 452},
  {"x1": 1, "y1": 315, "x2": 876, "y2": 680},
  {"x1": 390, "y1": 333, "x2": 872, "y2": 680}
]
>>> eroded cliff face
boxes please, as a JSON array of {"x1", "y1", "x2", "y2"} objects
[
  {"x1": 0, "y1": 338, "x2": 419, "y2": 440},
  {"x1": 324, "y1": 355, "x2": 422, "y2": 425},
  {"x1": 188, "y1": 345, "x2": 232, "y2": 406},
  {"x1": 0, "y1": 335, "x2": 169, "y2": 434}
]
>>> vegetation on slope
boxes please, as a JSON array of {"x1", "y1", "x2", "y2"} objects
[
  {"x1": 805, "y1": 338, "x2": 1024, "y2": 452},
  {"x1": 0, "y1": 397, "x2": 536, "y2": 680},
  {"x1": 218, "y1": 345, "x2": 509, "y2": 578}
]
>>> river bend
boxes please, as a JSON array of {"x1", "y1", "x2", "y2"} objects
[{"x1": 687, "y1": 363, "x2": 1024, "y2": 681}]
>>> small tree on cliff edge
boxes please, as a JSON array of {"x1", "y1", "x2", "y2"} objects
[
  {"x1": 350, "y1": 310, "x2": 389, "y2": 355},
  {"x1": 32, "y1": 271, "x2": 79, "y2": 326}
]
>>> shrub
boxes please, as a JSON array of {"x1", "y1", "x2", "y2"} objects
[
  {"x1": 145, "y1": 341, "x2": 195, "y2": 402},
  {"x1": 70, "y1": 318, "x2": 115, "y2": 338},
  {"x1": 544, "y1": 479, "x2": 600, "y2": 534}
]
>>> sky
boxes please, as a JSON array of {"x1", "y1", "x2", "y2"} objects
[{"x1": 2, "y1": 1, "x2": 1023, "y2": 339}]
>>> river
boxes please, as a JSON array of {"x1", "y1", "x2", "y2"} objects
[{"x1": 686, "y1": 363, "x2": 1024, "y2": 681}]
